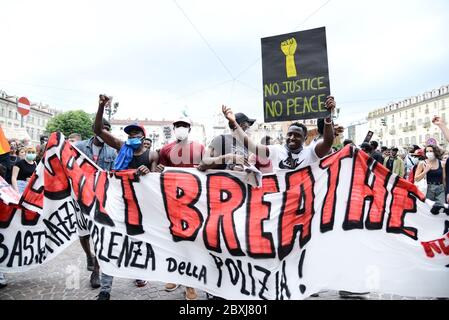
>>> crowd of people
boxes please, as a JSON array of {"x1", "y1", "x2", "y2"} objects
[{"x1": 1, "y1": 93, "x2": 449, "y2": 299}]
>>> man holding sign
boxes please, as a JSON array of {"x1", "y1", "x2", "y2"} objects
[{"x1": 221, "y1": 96, "x2": 336, "y2": 171}]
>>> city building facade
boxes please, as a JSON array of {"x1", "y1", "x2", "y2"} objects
[
  {"x1": 367, "y1": 84, "x2": 449, "y2": 150},
  {"x1": 0, "y1": 93, "x2": 59, "y2": 145}
]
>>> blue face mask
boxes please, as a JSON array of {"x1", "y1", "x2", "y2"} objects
[{"x1": 126, "y1": 137, "x2": 143, "y2": 150}]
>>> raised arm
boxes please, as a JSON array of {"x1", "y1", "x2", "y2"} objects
[
  {"x1": 314, "y1": 96, "x2": 336, "y2": 158},
  {"x1": 94, "y1": 94, "x2": 123, "y2": 151},
  {"x1": 432, "y1": 116, "x2": 449, "y2": 142},
  {"x1": 198, "y1": 145, "x2": 248, "y2": 171},
  {"x1": 222, "y1": 105, "x2": 270, "y2": 160}
]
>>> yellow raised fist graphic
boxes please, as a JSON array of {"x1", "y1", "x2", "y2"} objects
[{"x1": 280, "y1": 38, "x2": 298, "y2": 78}]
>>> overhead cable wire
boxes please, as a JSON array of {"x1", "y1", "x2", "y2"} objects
[
  {"x1": 233, "y1": 0, "x2": 333, "y2": 81},
  {"x1": 173, "y1": 0, "x2": 235, "y2": 80}
]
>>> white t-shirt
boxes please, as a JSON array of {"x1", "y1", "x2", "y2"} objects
[{"x1": 268, "y1": 144, "x2": 320, "y2": 171}]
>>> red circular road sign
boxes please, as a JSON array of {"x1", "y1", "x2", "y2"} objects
[{"x1": 17, "y1": 97, "x2": 31, "y2": 116}]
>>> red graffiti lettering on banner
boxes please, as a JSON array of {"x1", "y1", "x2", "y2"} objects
[
  {"x1": 21, "y1": 172, "x2": 44, "y2": 209},
  {"x1": 421, "y1": 233, "x2": 449, "y2": 257},
  {"x1": 387, "y1": 176, "x2": 423, "y2": 240},
  {"x1": 115, "y1": 170, "x2": 143, "y2": 235},
  {"x1": 278, "y1": 167, "x2": 315, "y2": 260},
  {"x1": 319, "y1": 145, "x2": 353, "y2": 232},
  {"x1": 0, "y1": 204, "x2": 39, "y2": 228},
  {"x1": 247, "y1": 175, "x2": 279, "y2": 258},
  {"x1": 204, "y1": 173, "x2": 246, "y2": 255},
  {"x1": 344, "y1": 149, "x2": 391, "y2": 230},
  {"x1": 44, "y1": 155, "x2": 71, "y2": 200},
  {"x1": 161, "y1": 171, "x2": 203, "y2": 241}
]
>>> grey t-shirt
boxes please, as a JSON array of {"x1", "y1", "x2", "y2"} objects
[{"x1": 209, "y1": 134, "x2": 248, "y2": 169}]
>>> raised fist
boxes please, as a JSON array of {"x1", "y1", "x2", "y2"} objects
[
  {"x1": 280, "y1": 38, "x2": 298, "y2": 78},
  {"x1": 281, "y1": 38, "x2": 297, "y2": 56}
]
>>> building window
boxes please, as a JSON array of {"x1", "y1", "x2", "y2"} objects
[
  {"x1": 399, "y1": 138, "x2": 403, "y2": 146},
  {"x1": 8, "y1": 110, "x2": 12, "y2": 119},
  {"x1": 391, "y1": 139, "x2": 395, "y2": 146},
  {"x1": 411, "y1": 136, "x2": 416, "y2": 145}
]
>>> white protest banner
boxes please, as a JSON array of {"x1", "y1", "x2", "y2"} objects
[{"x1": 0, "y1": 132, "x2": 448, "y2": 299}]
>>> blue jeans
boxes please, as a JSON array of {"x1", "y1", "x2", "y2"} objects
[{"x1": 100, "y1": 272, "x2": 114, "y2": 294}]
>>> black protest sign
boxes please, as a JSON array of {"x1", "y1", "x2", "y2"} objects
[
  {"x1": 363, "y1": 131, "x2": 374, "y2": 143},
  {"x1": 261, "y1": 27, "x2": 331, "y2": 122}
]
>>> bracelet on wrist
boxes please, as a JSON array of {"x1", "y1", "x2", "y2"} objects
[{"x1": 324, "y1": 118, "x2": 333, "y2": 125}]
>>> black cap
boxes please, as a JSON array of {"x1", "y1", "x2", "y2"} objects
[
  {"x1": 360, "y1": 142, "x2": 372, "y2": 152},
  {"x1": 235, "y1": 113, "x2": 256, "y2": 126}
]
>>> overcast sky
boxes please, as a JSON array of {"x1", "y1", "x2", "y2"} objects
[{"x1": 1, "y1": 0, "x2": 448, "y2": 128}]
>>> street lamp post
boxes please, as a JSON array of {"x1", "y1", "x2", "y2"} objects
[
  {"x1": 105, "y1": 102, "x2": 119, "y2": 122},
  {"x1": 151, "y1": 130, "x2": 159, "y2": 151}
]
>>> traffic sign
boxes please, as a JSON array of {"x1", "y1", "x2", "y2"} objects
[{"x1": 17, "y1": 97, "x2": 31, "y2": 116}]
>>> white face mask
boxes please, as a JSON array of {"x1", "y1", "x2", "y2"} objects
[
  {"x1": 426, "y1": 152, "x2": 435, "y2": 160},
  {"x1": 174, "y1": 127, "x2": 189, "y2": 141}
]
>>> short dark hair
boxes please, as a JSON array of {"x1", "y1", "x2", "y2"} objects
[
  {"x1": 360, "y1": 142, "x2": 372, "y2": 153},
  {"x1": 381, "y1": 146, "x2": 388, "y2": 152},
  {"x1": 144, "y1": 138, "x2": 152, "y2": 143},
  {"x1": 370, "y1": 140, "x2": 379, "y2": 149},
  {"x1": 392, "y1": 147, "x2": 399, "y2": 152},
  {"x1": 343, "y1": 139, "x2": 353, "y2": 146},
  {"x1": 289, "y1": 122, "x2": 308, "y2": 137}
]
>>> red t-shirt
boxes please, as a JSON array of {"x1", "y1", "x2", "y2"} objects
[{"x1": 159, "y1": 141, "x2": 205, "y2": 168}]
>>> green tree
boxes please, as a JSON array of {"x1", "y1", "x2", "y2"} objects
[{"x1": 46, "y1": 110, "x2": 94, "y2": 140}]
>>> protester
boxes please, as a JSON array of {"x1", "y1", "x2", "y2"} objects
[
  {"x1": 143, "y1": 138, "x2": 152, "y2": 150},
  {"x1": 94, "y1": 94, "x2": 159, "y2": 300},
  {"x1": 219, "y1": 96, "x2": 337, "y2": 172},
  {"x1": 68, "y1": 133, "x2": 82, "y2": 144},
  {"x1": 408, "y1": 149, "x2": 424, "y2": 184},
  {"x1": 198, "y1": 112, "x2": 253, "y2": 171},
  {"x1": 249, "y1": 136, "x2": 273, "y2": 173},
  {"x1": 414, "y1": 145, "x2": 445, "y2": 203},
  {"x1": 381, "y1": 146, "x2": 390, "y2": 159},
  {"x1": 75, "y1": 118, "x2": 117, "y2": 289},
  {"x1": 369, "y1": 141, "x2": 384, "y2": 164},
  {"x1": 157, "y1": 116, "x2": 204, "y2": 300},
  {"x1": 383, "y1": 147, "x2": 404, "y2": 177},
  {"x1": 360, "y1": 142, "x2": 372, "y2": 155},
  {"x1": 36, "y1": 135, "x2": 49, "y2": 164},
  {"x1": 11, "y1": 146, "x2": 37, "y2": 194},
  {"x1": 404, "y1": 145, "x2": 420, "y2": 179}
]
